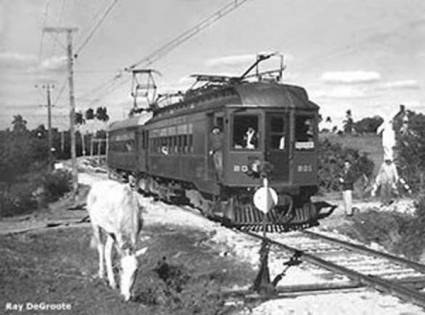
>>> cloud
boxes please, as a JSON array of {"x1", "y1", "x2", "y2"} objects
[
  {"x1": 310, "y1": 86, "x2": 374, "y2": 99},
  {"x1": 0, "y1": 52, "x2": 67, "y2": 73},
  {"x1": 205, "y1": 54, "x2": 256, "y2": 68},
  {"x1": 321, "y1": 71, "x2": 381, "y2": 84},
  {"x1": 377, "y1": 80, "x2": 420, "y2": 90},
  {"x1": 0, "y1": 52, "x2": 38, "y2": 69},
  {"x1": 178, "y1": 75, "x2": 195, "y2": 85},
  {"x1": 32, "y1": 56, "x2": 67, "y2": 73},
  {"x1": 205, "y1": 52, "x2": 291, "y2": 70}
]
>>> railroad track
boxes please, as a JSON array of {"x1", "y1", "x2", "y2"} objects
[
  {"x1": 137, "y1": 196, "x2": 425, "y2": 308},
  {"x1": 241, "y1": 229, "x2": 425, "y2": 308}
]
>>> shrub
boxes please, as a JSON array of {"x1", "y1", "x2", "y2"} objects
[
  {"x1": 395, "y1": 195, "x2": 425, "y2": 259},
  {"x1": 318, "y1": 139, "x2": 374, "y2": 193},
  {"x1": 395, "y1": 111, "x2": 425, "y2": 192},
  {"x1": 40, "y1": 170, "x2": 72, "y2": 202},
  {"x1": 344, "y1": 210, "x2": 408, "y2": 250},
  {"x1": 135, "y1": 259, "x2": 226, "y2": 315},
  {"x1": 0, "y1": 190, "x2": 37, "y2": 217},
  {"x1": 333, "y1": 195, "x2": 425, "y2": 261}
]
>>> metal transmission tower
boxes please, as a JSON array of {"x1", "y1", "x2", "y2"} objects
[
  {"x1": 78, "y1": 0, "x2": 253, "y2": 108},
  {"x1": 43, "y1": 27, "x2": 79, "y2": 201}
]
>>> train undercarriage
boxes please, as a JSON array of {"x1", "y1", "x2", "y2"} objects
[{"x1": 116, "y1": 170, "x2": 336, "y2": 232}]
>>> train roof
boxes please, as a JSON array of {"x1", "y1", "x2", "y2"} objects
[
  {"x1": 235, "y1": 82, "x2": 318, "y2": 110},
  {"x1": 152, "y1": 81, "x2": 319, "y2": 117},
  {"x1": 108, "y1": 113, "x2": 152, "y2": 132},
  {"x1": 108, "y1": 81, "x2": 319, "y2": 130}
]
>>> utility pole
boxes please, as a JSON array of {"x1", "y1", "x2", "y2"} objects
[
  {"x1": 36, "y1": 83, "x2": 55, "y2": 171},
  {"x1": 44, "y1": 27, "x2": 78, "y2": 201}
]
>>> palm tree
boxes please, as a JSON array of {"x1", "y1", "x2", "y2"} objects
[{"x1": 11, "y1": 115, "x2": 28, "y2": 135}]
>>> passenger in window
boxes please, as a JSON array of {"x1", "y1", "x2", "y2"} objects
[
  {"x1": 305, "y1": 119, "x2": 314, "y2": 140},
  {"x1": 161, "y1": 146, "x2": 169, "y2": 155},
  {"x1": 279, "y1": 136, "x2": 285, "y2": 149},
  {"x1": 244, "y1": 127, "x2": 257, "y2": 149},
  {"x1": 209, "y1": 126, "x2": 223, "y2": 179}
]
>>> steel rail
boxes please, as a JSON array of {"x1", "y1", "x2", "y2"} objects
[
  {"x1": 302, "y1": 230, "x2": 425, "y2": 274},
  {"x1": 244, "y1": 231, "x2": 425, "y2": 308},
  {"x1": 223, "y1": 277, "x2": 425, "y2": 300}
]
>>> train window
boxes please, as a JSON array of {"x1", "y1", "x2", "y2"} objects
[
  {"x1": 172, "y1": 136, "x2": 177, "y2": 153},
  {"x1": 167, "y1": 137, "x2": 171, "y2": 155},
  {"x1": 233, "y1": 115, "x2": 259, "y2": 150},
  {"x1": 188, "y1": 134, "x2": 193, "y2": 153},
  {"x1": 269, "y1": 116, "x2": 286, "y2": 150},
  {"x1": 295, "y1": 116, "x2": 315, "y2": 149},
  {"x1": 271, "y1": 117, "x2": 284, "y2": 133},
  {"x1": 125, "y1": 140, "x2": 134, "y2": 152},
  {"x1": 215, "y1": 117, "x2": 224, "y2": 131},
  {"x1": 183, "y1": 135, "x2": 188, "y2": 153},
  {"x1": 160, "y1": 137, "x2": 169, "y2": 155},
  {"x1": 142, "y1": 131, "x2": 148, "y2": 150}
]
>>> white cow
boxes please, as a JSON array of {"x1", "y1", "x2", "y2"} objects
[{"x1": 87, "y1": 180, "x2": 146, "y2": 301}]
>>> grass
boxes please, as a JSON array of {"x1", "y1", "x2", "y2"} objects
[
  {"x1": 330, "y1": 198, "x2": 425, "y2": 262},
  {"x1": 0, "y1": 225, "x2": 255, "y2": 315}
]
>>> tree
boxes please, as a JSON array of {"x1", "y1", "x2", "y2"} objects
[
  {"x1": 396, "y1": 110, "x2": 425, "y2": 191},
  {"x1": 31, "y1": 124, "x2": 48, "y2": 139},
  {"x1": 85, "y1": 108, "x2": 95, "y2": 120},
  {"x1": 11, "y1": 115, "x2": 28, "y2": 135},
  {"x1": 96, "y1": 106, "x2": 109, "y2": 122},
  {"x1": 354, "y1": 116, "x2": 383, "y2": 134},
  {"x1": 343, "y1": 110, "x2": 354, "y2": 135},
  {"x1": 74, "y1": 111, "x2": 85, "y2": 125}
]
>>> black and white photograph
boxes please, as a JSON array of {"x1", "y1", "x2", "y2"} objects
[{"x1": 1, "y1": 0, "x2": 425, "y2": 314}]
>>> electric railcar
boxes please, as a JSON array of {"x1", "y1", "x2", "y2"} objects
[{"x1": 107, "y1": 55, "x2": 335, "y2": 231}]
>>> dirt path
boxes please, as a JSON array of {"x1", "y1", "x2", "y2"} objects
[
  {"x1": 0, "y1": 166, "x2": 414, "y2": 235},
  {"x1": 0, "y1": 170, "x2": 106, "y2": 235}
]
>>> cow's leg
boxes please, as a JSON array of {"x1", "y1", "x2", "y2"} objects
[
  {"x1": 105, "y1": 234, "x2": 117, "y2": 289},
  {"x1": 93, "y1": 225, "x2": 105, "y2": 279}
]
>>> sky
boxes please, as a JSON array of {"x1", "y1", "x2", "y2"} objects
[{"x1": 1, "y1": 0, "x2": 424, "y2": 130}]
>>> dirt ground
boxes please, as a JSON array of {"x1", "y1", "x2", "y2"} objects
[{"x1": 0, "y1": 167, "x2": 420, "y2": 314}]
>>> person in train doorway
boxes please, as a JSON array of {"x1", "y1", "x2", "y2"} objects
[
  {"x1": 209, "y1": 126, "x2": 223, "y2": 180},
  {"x1": 339, "y1": 159, "x2": 356, "y2": 217},
  {"x1": 244, "y1": 127, "x2": 257, "y2": 149},
  {"x1": 372, "y1": 158, "x2": 399, "y2": 206}
]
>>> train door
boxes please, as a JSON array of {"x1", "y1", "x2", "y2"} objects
[
  {"x1": 207, "y1": 113, "x2": 224, "y2": 180},
  {"x1": 265, "y1": 112, "x2": 290, "y2": 181}
]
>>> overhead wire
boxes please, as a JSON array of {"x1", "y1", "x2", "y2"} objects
[
  {"x1": 81, "y1": 0, "x2": 253, "y2": 106},
  {"x1": 38, "y1": 0, "x2": 51, "y2": 62},
  {"x1": 76, "y1": 0, "x2": 119, "y2": 55},
  {"x1": 51, "y1": 0, "x2": 68, "y2": 56},
  {"x1": 127, "y1": 0, "x2": 251, "y2": 70},
  {"x1": 294, "y1": 17, "x2": 425, "y2": 73},
  {"x1": 53, "y1": 78, "x2": 68, "y2": 105}
]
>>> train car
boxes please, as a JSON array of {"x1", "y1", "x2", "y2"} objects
[
  {"x1": 108, "y1": 115, "x2": 151, "y2": 175},
  {"x1": 108, "y1": 54, "x2": 335, "y2": 232}
]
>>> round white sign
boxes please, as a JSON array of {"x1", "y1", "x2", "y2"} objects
[{"x1": 253, "y1": 187, "x2": 278, "y2": 214}]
